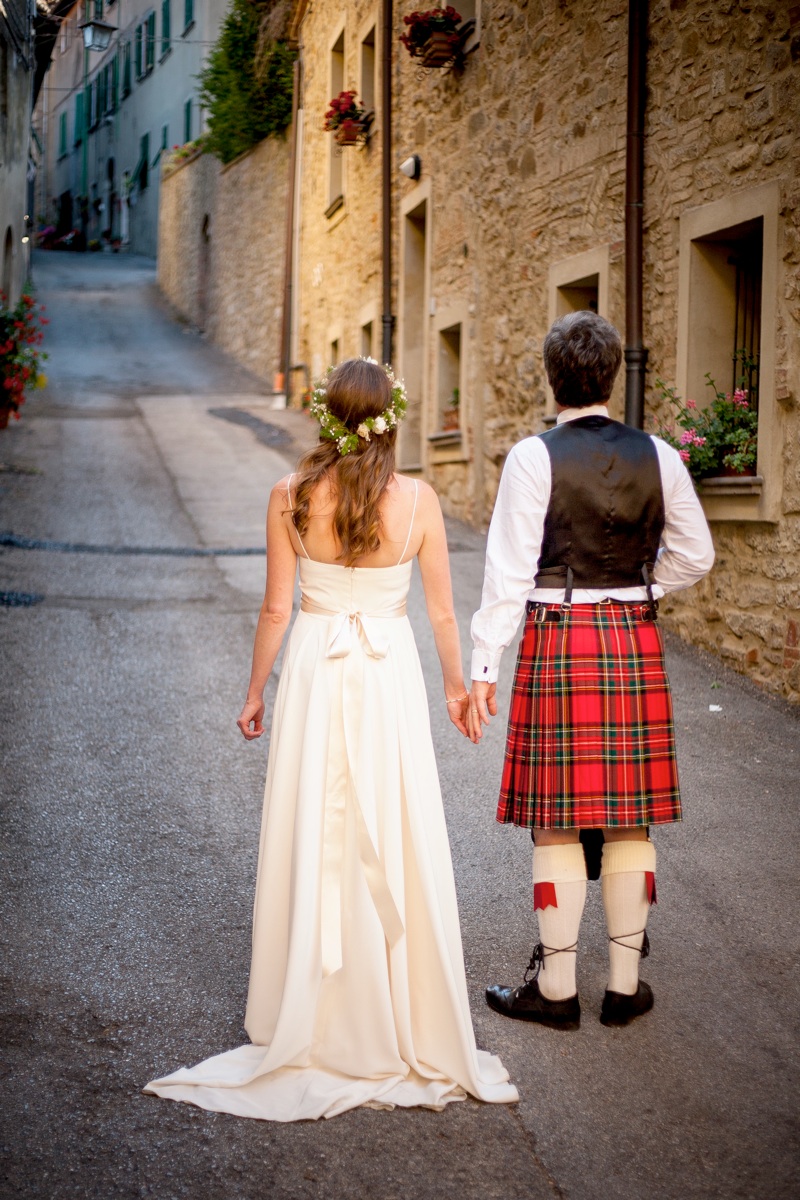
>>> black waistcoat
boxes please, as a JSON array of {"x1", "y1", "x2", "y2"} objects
[{"x1": 534, "y1": 415, "x2": 665, "y2": 590}]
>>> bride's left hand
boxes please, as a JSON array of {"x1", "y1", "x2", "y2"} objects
[{"x1": 445, "y1": 694, "x2": 470, "y2": 738}]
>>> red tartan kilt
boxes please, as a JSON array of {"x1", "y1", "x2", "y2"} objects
[{"x1": 498, "y1": 603, "x2": 681, "y2": 829}]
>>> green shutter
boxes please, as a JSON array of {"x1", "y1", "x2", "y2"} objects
[
  {"x1": 140, "y1": 132, "x2": 150, "y2": 189},
  {"x1": 146, "y1": 13, "x2": 156, "y2": 71},
  {"x1": 184, "y1": 0, "x2": 193, "y2": 30},
  {"x1": 184, "y1": 98, "x2": 192, "y2": 144},
  {"x1": 75, "y1": 92, "x2": 84, "y2": 144},
  {"x1": 111, "y1": 54, "x2": 118, "y2": 110},
  {"x1": 123, "y1": 42, "x2": 131, "y2": 96},
  {"x1": 161, "y1": 0, "x2": 171, "y2": 55},
  {"x1": 135, "y1": 25, "x2": 143, "y2": 78},
  {"x1": 59, "y1": 111, "x2": 67, "y2": 157},
  {"x1": 161, "y1": 123, "x2": 169, "y2": 151}
]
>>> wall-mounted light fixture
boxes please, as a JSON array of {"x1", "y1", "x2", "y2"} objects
[
  {"x1": 79, "y1": 18, "x2": 117, "y2": 52},
  {"x1": 399, "y1": 154, "x2": 421, "y2": 181}
]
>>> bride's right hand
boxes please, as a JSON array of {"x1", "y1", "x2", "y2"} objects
[
  {"x1": 445, "y1": 694, "x2": 470, "y2": 738},
  {"x1": 237, "y1": 697, "x2": 265, "y2": 741}
]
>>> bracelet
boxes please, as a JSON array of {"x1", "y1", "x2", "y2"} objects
[{"x1": 445, "y1": 691, "x2": 469, "y2": 705}]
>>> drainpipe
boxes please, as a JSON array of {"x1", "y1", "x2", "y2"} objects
[
  {"x1": 280, "y1": 55, "x2": 301, "y2": 402},
  {"x1": 381, "y1": 0, "x2": 393, "y2": 365},
  {"x1": 623, "y1": 0, "x2": 648, "y2": 429}
]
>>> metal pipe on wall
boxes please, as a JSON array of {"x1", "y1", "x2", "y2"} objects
[
  {"x1": 280, "y1": 55, "x2": 301, "y2": 402},
  {"x1": 623, "y1": 0, "x2": 648, "y2": 429},
  {"x1": 381, "y1": 0, "x2": 393, "y2": 366}
]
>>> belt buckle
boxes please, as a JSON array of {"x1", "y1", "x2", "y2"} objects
[{"x1": 533, "y1": 605, "x2": 547, "y2": 624}]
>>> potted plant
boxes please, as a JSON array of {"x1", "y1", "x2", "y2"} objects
[
  {"x1": 0, "y1": 289, "x2": 48, "y2": 430},
  {"x1": 324, "y1": 91, "x2": 372, "y2": 146},
  {"x1": 654, "y1": 368, "x2": 758, "y2": 482},
  {"x1": 441, "y1": 386, "x2": 460, "y2": 431},
  {"x1": 400, "y1": 7, "x2": 465, "y2": 68}
]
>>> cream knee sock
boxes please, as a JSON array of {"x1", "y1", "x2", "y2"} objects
[
  {"x1": 532, "y1": 843, "x2": 587, "y2": 1001},
  {"x1": 601, "y1": 839, "x2": 657, "y2": 996}
]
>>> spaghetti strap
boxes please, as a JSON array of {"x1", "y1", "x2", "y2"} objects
[
  {"x1": 396, "y1": 480, "x2": 419, "y2": 565},
  {"x1": 287, "y1": 474, "x2": 311, "y2": 560}
]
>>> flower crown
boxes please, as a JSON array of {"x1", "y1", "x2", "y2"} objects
[{"x1": 309, "y1": 358, "x2": 408, "y2": 456}]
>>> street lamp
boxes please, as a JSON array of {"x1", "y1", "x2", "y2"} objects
[
  {"x1": 78, "y1": 13, "x2": 118, "y2": 238},
  {"x1": 79, "y1": 19, "x2": 117, "y2": 53}
]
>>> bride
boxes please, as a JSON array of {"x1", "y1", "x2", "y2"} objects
[{"x1": 144, "y1": 358, "x2": 517, "y2": 1120}]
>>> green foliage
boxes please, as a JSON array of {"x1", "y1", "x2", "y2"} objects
[
  {"x1": 198, "y1": 0, "x2": 295, "y2": 166},
  {"x1": 654, "y1": 357, "x2": 759, "y2": 481}
]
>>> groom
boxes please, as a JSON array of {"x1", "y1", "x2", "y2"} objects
[{"x1": 468, "y1": 311, "x2": 714, "y2": 1029}]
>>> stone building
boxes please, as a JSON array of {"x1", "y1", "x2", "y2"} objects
[
  {"x1": 1, "y1": 0, "x2": 36, "y2": 303},
  {"x1": 157, "y1": 0, "x2": 800, "y2": 701},
  {"x1": 33, "y1": 0, "x2": 227, "y2": 255}
]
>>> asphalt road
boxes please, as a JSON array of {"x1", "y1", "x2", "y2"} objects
[{"x1": 1, "y1": 252, "x2": 798, "y2": 1200}]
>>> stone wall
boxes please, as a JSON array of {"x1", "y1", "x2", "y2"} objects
[
  {"x1": 641, "y1": 0, "x2": 799, "y2": 702},
  {"x1": 158, "y1": 135, "x2": 290, "y2": 384},
  {"x1": 288, "y1": 0, "x2": 799, "y2": 702}
]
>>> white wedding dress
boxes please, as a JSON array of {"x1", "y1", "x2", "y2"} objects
[{"x1": 145, "y1": 495, "x2": 517, "y2": 1120}]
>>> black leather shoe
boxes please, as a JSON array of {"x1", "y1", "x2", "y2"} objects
[
  {"x1": 600, "y1": 980, "x2": 654, "y2": 1027},
  {"x1": 486, "y1": 978, "x2": 581, "y2": 1030}
]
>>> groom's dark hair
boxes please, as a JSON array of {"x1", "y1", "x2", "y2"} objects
[{"x1": 543, "y1": 311, "x2": 622, "y2": 408}]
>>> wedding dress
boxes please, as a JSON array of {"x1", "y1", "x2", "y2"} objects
[{"x1": 145, "y1": 487, "x2": 517, "y2": 1119}]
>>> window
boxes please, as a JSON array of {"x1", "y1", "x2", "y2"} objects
[
  {"x1": 161, "y1": 123, "x2": 169, "y2": 153},
  {"x1": 429, "y1": 303, "x2": 470, "y2": 465},
  {"x1": 110, "y1": 54, "x2": 118, "y2": 111},
  {"x1": 97, "y1": 69, "x2": 106, "y2": 119},
  {"x1": 74, "y1": 92, "x2": 84, "y2": 145},
  {"x1": 58, "y1": 111, "x2": 67, "y2": 157},
  {"x1": 161, "y1": 0, "x2": 171, "y2": 56},
  {"x1": 183, "y1": 0, "x2": 194, "y2": 32},
  {"x1": 675, "y1": 183, "x2": 780, "y2": 521},
  {"x1": 184, "y1": 98, "x2": 192, "y2": 143},
  {"x1": 122, "y1": 41, "x2": 132, "y2": 97},
  {"x1": 398, "y1": 191, "x2": 429, "y2": 469},
  {"x1": 135, "y1": 25, "x2": 143, "y2": 78},
  {"x1": 546, "y1": 246, "x2": 613, "y2": 419},
  {"x1": 457, "y1": 0, "x2": 481, "y2": 51},
  {"x1": 330, "y1": 338, "x2": 340, "y2": 366},
  {"x1": 60, "y1": 21, "x2": 68, "y2": 54},
  {"x1": 361, "y1": 321, "x2": 373, "y2": 358},
  {"x1": 327, "y1": 30, "x2": 345, "y2": 214},
  {"x1": 360, "y1": 26, "x2": 376, "y2": 117},
  {"x1": 146, "y1": 13, "x2": 156, "y2": 72},
  {"x1": 436, "y1": 324, "x2": 461, "y2": 432}
]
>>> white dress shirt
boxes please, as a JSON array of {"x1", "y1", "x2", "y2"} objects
[{"x1": 470, "y1": 405, "x2": 715, "y2": 683}]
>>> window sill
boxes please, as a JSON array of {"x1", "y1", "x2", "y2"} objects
[
  {"x1": 428, "y1": 429, "x2": 462, "y2": 446},
  {"x1": 325, "y1": 195, "x2": 345, "y2": 220},
  {"x1": 698, "y1": 474, "x2": 763, "y2": 497},
  {"x1": 160, "y1": 47, "x2": 172, "y2": 65},
  {"x1": 182, "y1": 21, "x2": 195, "y2": 38}
]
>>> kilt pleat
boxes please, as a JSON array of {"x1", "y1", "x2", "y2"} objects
[{"x1": 498, "y1": 603, "x2": 681, "y2": 829}]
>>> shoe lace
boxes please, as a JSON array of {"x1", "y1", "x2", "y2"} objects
[
  {"x1": 523, "y1": 940, "x2": 578, "y2": 984},
  {"x1": 608, "y1": 929, "x2": 650, "y2": 959}
]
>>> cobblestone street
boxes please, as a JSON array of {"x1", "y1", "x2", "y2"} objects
[{"x1": 1, "y1": 253, "x2": 798, "y2": 1199}]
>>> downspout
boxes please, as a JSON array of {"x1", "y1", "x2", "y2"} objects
[
  {"x1": 623, "y1": 0, "x2": 648, "y2": 429},
  {"x1": 381, "y1": 0, "x2": 393, "y2": 365},
  {"x1": 280, "y1": 55, "x2": 301, "y2": 402}
]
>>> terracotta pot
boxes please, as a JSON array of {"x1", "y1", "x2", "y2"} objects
[
  {"x1": 335, "y1": 124, "x2": 362, "y2": 146},
  {"x1": 422, "y1": 31, "x2": 457, "y2": 67},
  {"x1": 718, "y1": 463, "x2": 757, "y2": 477},
  {"x1": 441, "y1": 406, "x2": 460, "y2": 432}
]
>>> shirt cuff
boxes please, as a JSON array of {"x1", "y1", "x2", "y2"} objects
[{"x1": 471, "y1": 648, "x2": 502, "y2": 685}]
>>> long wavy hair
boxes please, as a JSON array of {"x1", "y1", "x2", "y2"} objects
[{"x1": 292, "y1": 359, "x2": 398, "y2": 564}]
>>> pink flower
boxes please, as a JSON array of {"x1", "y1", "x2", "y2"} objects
[
  {"x1": 692, "y1": 435, "x2": 707, "y2": 446},
  {"x1": 685, "y1": 398, "x2": 697, "y2": 409},
  {"x1": 679, "y1": 449, "x2": 691, "y2": 463},
  {"x1": 679, "y1": 429, "x2": 695, "y2": 445}
]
